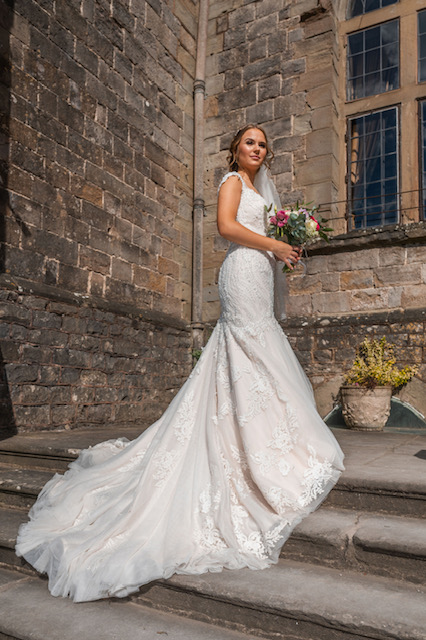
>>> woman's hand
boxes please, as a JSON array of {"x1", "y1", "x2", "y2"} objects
[{"x1": 271, "y1": 240, "x2": 301, "y2": 270}]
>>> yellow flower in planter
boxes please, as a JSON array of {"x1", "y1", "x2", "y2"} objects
[
  {"x1": 341, "y1": 337, "x2": 418, "y2": 431},
  {"x1": 343, "y1": 336, "x2": 418, "y2": 393}
]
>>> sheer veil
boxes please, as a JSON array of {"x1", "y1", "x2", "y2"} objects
[{"x1": 253, "y1": 164, "x2": 288, "y2": 321}]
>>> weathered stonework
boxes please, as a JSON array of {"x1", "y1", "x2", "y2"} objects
[
  {"x1": 1, "y1": 0, "x2": 197, "y2": 434},
  {"x1": 284, "y1": 307, "x2": 426, "y2": 418},
  {"x1": 0, "y1": 275, "x2": 191, "y2": 438},
  {"x1": 3, "y1": 0, "x2": 196, "y2": 320}
]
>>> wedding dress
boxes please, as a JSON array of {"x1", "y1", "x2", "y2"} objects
[{"x1": 16, "y1": 171, "x2": 345, "y2": 602}]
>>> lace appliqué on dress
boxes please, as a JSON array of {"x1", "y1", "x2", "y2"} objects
[{"x1": 298, "y1": 445, "x2": 334, "y2": 508}]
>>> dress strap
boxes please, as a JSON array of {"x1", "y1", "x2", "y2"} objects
[{"x1": 217, "y1": 171, "x2": 245, "y2": 193}]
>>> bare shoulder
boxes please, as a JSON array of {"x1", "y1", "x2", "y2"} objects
[{"x1": 218, "y1": 173, "x2": 243, "y2": 198}]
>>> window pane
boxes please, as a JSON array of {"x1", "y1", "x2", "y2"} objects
[
  {"x1": 381, "y1": 20, "x2": 398, "y2": 44},
  {"x1": 365, "y1": 50, "x2": 380, "y2": 73},
  {"x1": 419, "y1": 10, "x2": 426, "y2": 83},
  {"x1": 348, "y1": 31, "x2": 364, "y2": 55},
  {"x1": 348, "y1": 107, "x2": 399, "y2": 228},
  {"x1": 382, "y1": 43, "x2": 398, "y2": 68},
  {"x1": 347, "y1": 21, "x2": 399, "y2": 100},
  {"x1": 420, "y1": 101, "x2": 426, "y2": 219},
  {"x1": 365, "y1": 26, "x2": 380, "y2": 51},
  {"x1": 348, "y1": 0, "x2": 398, "y2": 18},
  {"x1": 348, "y1": 53, "x2": 364, "y2": 77},
  {"x1": 381, "y1": 66, "x2": 399, "y2": 93},
  {"x1": 419, "y1": 9, "x2": 426, "y2": 33}
]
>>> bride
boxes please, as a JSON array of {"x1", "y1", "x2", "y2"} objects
[{"x1": 16, "y1": 124, "x2": 345, "y2": 603}]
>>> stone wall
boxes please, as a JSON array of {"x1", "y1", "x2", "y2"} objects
[
  {"x1": 204, "y1": 0, "x2": 426, "y2": 417},
  {"x1": 0, "y1": 0, "x2": 197, "y2": 434},
  {"x1": 203, "y1": 0, "x2": 340, "y2": 321},
  {"x1": 3, "y1": 0, "x2": 196, "y2": 320},
  {"x1": 0, "y1": 274, "x2": 191, "y2": 438}
]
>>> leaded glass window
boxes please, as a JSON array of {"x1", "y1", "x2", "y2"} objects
[
  {"x1": 347, "y1": 20, "x2": 399, "y2": 100},
  {"x1": 421, "y1": 101, "x2": 426, "y2": 219},
  {"x1": 348, "y1": 107, "x2": 399, "y2": 228},
  {"x1": 348, "y1": 0, "x2": 398, "y2": 19},
  {"x1": 419, "y1": 10, "x2": 426, "y2": 83}
]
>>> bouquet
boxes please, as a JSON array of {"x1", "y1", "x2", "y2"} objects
[{"x1": 266, "y1": 202, "x2": 332, "y2": 273}]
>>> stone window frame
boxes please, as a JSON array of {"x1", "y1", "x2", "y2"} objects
[
  {"x1": 337, "y1": 0, "x2": 426, "y2": 232},
  {"x1": 347, "y1": 0, "x2": 399, "y2": 20}
]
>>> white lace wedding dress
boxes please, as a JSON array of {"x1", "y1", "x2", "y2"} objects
[{"x1": 16, "y1": 172, "x2": 345, "y2": 602}]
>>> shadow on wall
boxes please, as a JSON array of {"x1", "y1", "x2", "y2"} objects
[
  {"x1": 0, "y1": 0, "x2": 17, "y2": 439},
  {"x1": 0, "y1": 346, "x2": 17, "y2": 440}
]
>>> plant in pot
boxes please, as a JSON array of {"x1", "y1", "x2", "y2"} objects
[{"x1": 340, "y1": 337, "x2": 418, "y2": 431}]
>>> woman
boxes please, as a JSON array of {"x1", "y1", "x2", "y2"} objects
[{"x1": 16, "y1": 125, "x2": 344, "y2": 602}]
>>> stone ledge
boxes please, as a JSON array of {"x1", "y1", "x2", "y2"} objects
[
  {"x1": 0, "y1": 274, "x2": 189, "y2": 332},
  {"x1": 283, "y1": 306, "x2": 426, "y2": 329},
  {"x1": 307, "y1": 221, "x2": 426, "y2": 256}
]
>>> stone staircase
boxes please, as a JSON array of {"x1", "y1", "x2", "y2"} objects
[{"x1": 0, "y1": 428, "x2": 425, "y2": 640}]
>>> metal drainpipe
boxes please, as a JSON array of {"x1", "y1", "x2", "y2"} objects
[{"x1": 191, "y1": 0, "x2": 209, "y2": 352}]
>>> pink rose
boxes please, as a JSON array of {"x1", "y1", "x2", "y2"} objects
[
  {"x1": 276, "y1": 210, "x2": 286, "y2": 220},
  {"x1": 269, "y1": 216, "x2": 277, "y2": 225},
  {"x1": 277, "y1": 220, "x2": 285, "y2": 227}
]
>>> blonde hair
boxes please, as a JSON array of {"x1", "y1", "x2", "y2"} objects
[{"x1": 227, "y1": 124, "x2": 274, "y2": 171}]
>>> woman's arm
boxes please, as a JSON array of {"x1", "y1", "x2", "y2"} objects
[{"x1": 217, "y1": 175, "x2": 300, "y2": 270}]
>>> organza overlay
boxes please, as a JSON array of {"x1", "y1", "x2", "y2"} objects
[{"x1": 16, "y1": 173, "x2": 344, "y2": 602}]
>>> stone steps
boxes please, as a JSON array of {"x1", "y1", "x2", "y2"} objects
[
  {"x1": 281, "y1": 507, "x2": 426, "y2": 585},
  {"x1": 135, "y1": 560, "x2": 426, "y2": 640},
  {"x1": 0, "y1": 428, "x2": 426, "y2": 640},
  {"x1": 0, "y1": 567, "x2": 261, "y2": 640},
  {"x1": 0, "y1": 464, "x2": 55, "y2": 509},
  {"x1": 1, "y1": 562, "x2": 425, "y2": 640}
]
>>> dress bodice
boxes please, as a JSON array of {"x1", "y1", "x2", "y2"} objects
[{"x1": 218, "y1": 172, "x2": 267, "y2": 236}]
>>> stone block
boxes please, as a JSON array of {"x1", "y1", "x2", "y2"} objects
[
  {"x1": 247, "y1": 13, "x2": 277, "y2": 40},
  {"x1": 257, "y1": 74, "x2": 281, "y2": 101},
  {"x1": 350, "y1": 288, "x2": 389, "y2": 312},
  {"x1": 306, "y1": 128, "x2": 335, "y2": 158},
  {"x1": 406, "y1": 246, "x2": 426, "y2": 264},
  {"x1": 249, "y1": 38, "x2": 267, "y2": 62},
  {"x1": 281, "y1": 57, "x2": 306, "y2": 77},
  {"x1": 81, "y1": 370, "x2": 108, "y2": 387},
  {"x1": 228, "y1": 4, "x2": 256, "y2": 28},
  {"x1": 217, "y1": 45, "x2": 249, "y2": 73},
  {"x1": 296, "y1": 155, "x2": 333, "y2": 185},
  {"x1": 5, "y1": 364, "x2": 39, "y2": 383},
  {"x1": 374, "y1": 263, "x2": 422, "y2": 287},
  {"x1": 377, "y1": 246, "x2": 407, "y2": 267},
  {"x1": 243, "y1": 54, "x2": 281, "y2": 84},
  {"x1": 312, "y1": 291, "x2": 351, "y2": 314},
  {"x1": 320, "y1": 272, "x2": 340, "y2": 292},
  {"x1": 340, "y1": 269, "x2": 374, "y2": 290},
  {"x1": 401, "y1": 284, "x2": 426, "y2": 309},
  {"x1": 246, "y1": 100, "x2": 274, "y2": 124},
  {"x1": 13, "y1": 403, "x2": 50, "y2": 427},
  {"x1": 51, "y1": 404, "x2": 76, "y2": 424},
  {"x1": 218, "y1": 84, "x2": 257, "y2": 112},
  {"x1": 286, "y1": 293, "x2": 313, "y2": 316},
  {"x1": 224, "y1": 25, "x2": 247, "y2": 50}
]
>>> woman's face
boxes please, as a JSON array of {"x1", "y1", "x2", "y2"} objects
[{"x1": 236, "y1": 128, "x2": 267, "y2": 172}]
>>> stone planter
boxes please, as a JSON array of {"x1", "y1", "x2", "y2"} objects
[{"x1": 340, "y1": 386, "x2": 393, "y2": 431}]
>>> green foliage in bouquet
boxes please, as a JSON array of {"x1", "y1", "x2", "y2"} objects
[{"x1": 343, "y1": 337, "x2": 418, "y2": 392}]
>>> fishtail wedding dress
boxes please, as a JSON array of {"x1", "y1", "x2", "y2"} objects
[{"x1": 16, "y1": 172, "x2": 345, "y2": 602}]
